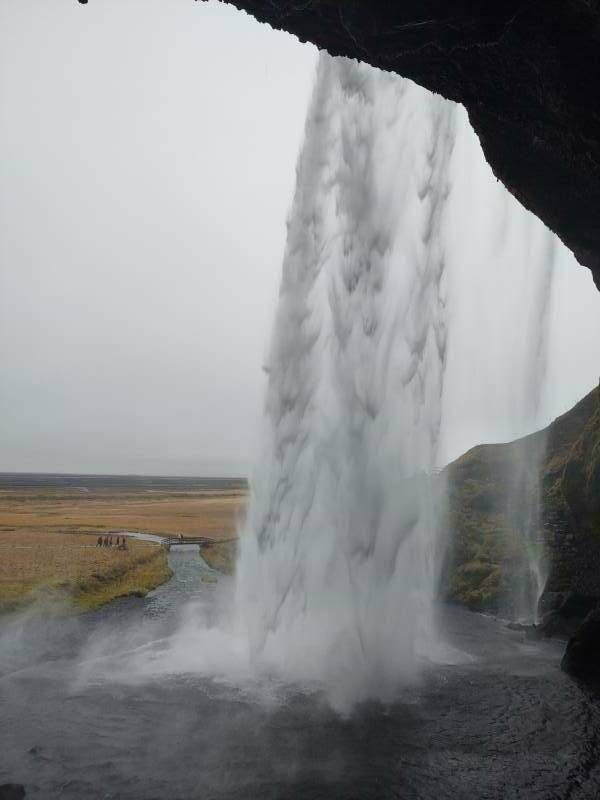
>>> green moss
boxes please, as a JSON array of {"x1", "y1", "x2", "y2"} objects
[{"x1": 444, "y1": 385, "x2": 600, "y2": 611}]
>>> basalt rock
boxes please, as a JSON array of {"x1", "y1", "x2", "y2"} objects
[
  {"x1": 562, "y1": 606, "x2": 600, "y2": 684},
  {"x1": 215, "y1": 1, "x2": 600, "y2": 289},
  {"x1": 506, "y1": 594, "x2": 600, "y2": 640},
  {"x1": 538, "y1": 593, "x2": 599, "y2": 640},
  {"x1": 0, "y1": 786, "x2": 25, "y2": 800}
]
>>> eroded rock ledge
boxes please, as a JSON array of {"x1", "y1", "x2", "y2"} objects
[{"x1": 218, "y1": 0, "x2": 600, "y2": 288}]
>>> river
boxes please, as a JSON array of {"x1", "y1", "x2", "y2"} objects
[{"x1": 1, "y1": 545, "x2": 599, "y2": 799}]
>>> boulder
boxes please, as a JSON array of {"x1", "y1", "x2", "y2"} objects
[
  {"x1": 561, "y1": 607, "x2": 600, "y2": 684},
  {"x1": 538, "y1": 593, "x2": 599, "y2": 640},
  {"x1": 0, "y1": 786, "x2": 25, "y2": 800}
]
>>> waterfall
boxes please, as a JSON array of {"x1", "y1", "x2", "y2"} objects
[
  {"x1": 234, "y1": 57, "x2": 457, "y2": 710},
  {"x1": 232, "y1": 54, "x2": 574, "y2": 706},
  {"x1": 504, "y1": 240, "x2": 556, "y2": 624}
]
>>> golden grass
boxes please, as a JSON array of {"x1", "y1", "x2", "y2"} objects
[
  {"x1": 0, "y1": 489, "x2": 247, "y2": 540},
  {"x1": 0, "y1": 487, "x2": 248, "y2": 612},
  {"x1": 0, "y1": 529, "x2": 171, "y2": 614}
]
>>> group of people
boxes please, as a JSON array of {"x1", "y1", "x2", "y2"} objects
[{"x1": 96, "y1": 534, "x2": 128, "y2": 550}]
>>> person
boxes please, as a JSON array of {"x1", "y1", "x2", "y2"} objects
[
  {"x1": 179, "y1": 533, "x2": 184, "y2": 543},
  {"x1": 103, "y1": 535, "x2": 109, "y2": 547},
  {"x1": 96, "y1": 536, "x2": 103, "y2": 548}
]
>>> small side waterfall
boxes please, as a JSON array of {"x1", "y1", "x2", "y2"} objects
[
  {"x1": 505, "y1": 240, "x2": 556, "y2": 624},
  {"x1": 233, "y1": 54, "x2": 570, "y2": 706}
]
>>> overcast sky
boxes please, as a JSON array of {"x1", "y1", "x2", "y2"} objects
[
  {"x1": 0, "y1": 0, "x2": 316, "y2": 476},
  {"x1": 2, "y1": 2, "x2": 599, "y2": 478}
]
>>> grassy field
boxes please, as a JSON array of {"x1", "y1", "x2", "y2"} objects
[
  {"x1": 0, "y1": 530, "x2": 171, "y2": 614},
  {"x1": 201, "y1": 539, "x2": 238, "y2": 575},
  {"x1": 0, "y1": 484, "x2": 247, "y2": 614},
  {"x1": 0, "y1": 488, "x2": 246, "y2": 539}
]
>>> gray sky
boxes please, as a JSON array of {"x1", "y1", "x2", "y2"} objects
[
  {"x1": 1, "y1": 1, "x2": 599, "y2": 478},
  {"x1": 0, "y1": 0, "x2": 316, "y2": 476}
]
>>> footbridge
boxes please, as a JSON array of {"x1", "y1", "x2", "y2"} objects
[{"x1": 164, "y1": 536, "x2": 214, "y2": 550}]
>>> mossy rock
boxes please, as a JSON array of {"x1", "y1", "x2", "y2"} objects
[{"x1": 444, "y1": 385, "x2": 600, "y2": 612}]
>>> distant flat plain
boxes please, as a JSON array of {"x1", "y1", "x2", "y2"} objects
[
  {"x1": 0, "y1": 474, "x2": 247, "y2": 612},
  {"x1": 0, "y1": 473, "x2": 247, "y2": 538}
]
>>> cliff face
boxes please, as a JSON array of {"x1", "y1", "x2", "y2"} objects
[
  {"x1": 219, "y1": 1, "x2": 600, "y2": 289},
  {"x1": 444, "y1": 386, "x2": 600, "y2": 613}
]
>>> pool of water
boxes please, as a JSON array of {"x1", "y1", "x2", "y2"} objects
[{"x1": 1, "y1": 547, "x2": 599, "y2": 799}]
